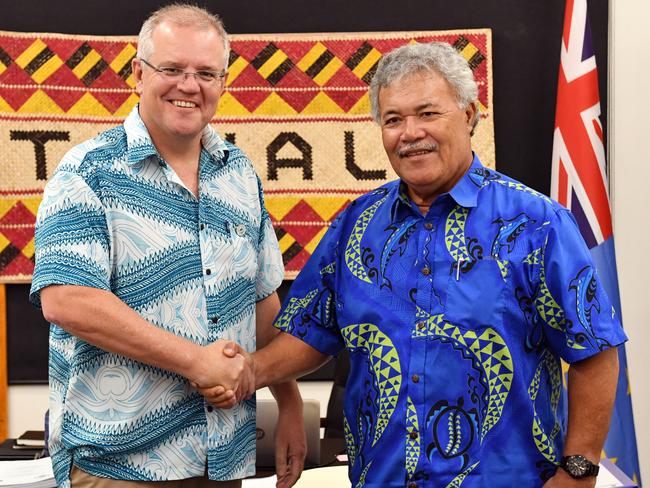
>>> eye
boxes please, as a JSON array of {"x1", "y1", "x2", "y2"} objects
[
  {"x1": 383, "y1": 117, "x2": 401, "y2": 127},
  {"x1": 159, "y1": 67, "x2": 184, "y2": 77},
  {"x1": 421, "y1": 111, "x2": 438, "y2": 119},
  {"x1": 196, "y1": 70, "x2": 218, "y2": 82}
]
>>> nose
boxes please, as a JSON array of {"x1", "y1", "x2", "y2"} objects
[
  {"x1": 401, "y1": 115, "x2": 425, "y2": 141},
  {"x1": 176, "y1": 73, "x2": 201, "y2": 92}
]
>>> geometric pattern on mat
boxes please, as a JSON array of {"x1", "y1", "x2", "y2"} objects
[{"x1": 0, "y1": 29, "x2": 494, "y2": 281}]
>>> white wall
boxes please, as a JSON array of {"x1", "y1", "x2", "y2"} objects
[
  {"x1": 8, "y1": 385, "x2": 49, "y2": 436},
  {"x1": 611, "y1": 0, "x2": 650, "y2": 483}
]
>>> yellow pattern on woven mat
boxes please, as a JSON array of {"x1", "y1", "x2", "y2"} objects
[
  {"x1": 304, "y1": 227, "x2": 329, "y2": 255},
  {"x1": 301, "y1": 92, "x2": 346, "y2": 115},
  {"x1": 265, "y1": 197, "x2": 303, "y2": 221},
  {"x1": 68, "y1": 93, "x2": 112, "y2": 116},
  {"x1": 254, "y1": 93, "x2": 298, "y2": 116},
  {"x1": 17, "y1": 90, "x2": 64, "y2": 115},
  {"x1": 114, "y1": 93, "x2": 140, "y2": 117},
  {"x1": 217, "y1": 92, "x2": 251, "y2": 115}
]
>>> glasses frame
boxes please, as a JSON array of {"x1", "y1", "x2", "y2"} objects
[{"x1": 139, "y1": 58, "x2": 227, "y2": 85}]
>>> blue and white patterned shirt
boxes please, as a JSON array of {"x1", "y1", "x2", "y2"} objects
[
  {"x1": 30, "y1": 105, "x2": 284, "y2": 487},
  {"x1": 275, "y1": 155, "x2": 627, "y2": 487}
]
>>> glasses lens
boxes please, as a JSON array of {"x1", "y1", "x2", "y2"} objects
[
  {"x1": 196, "y1": 72, "x2": 217, "y2": 82},
  {"x1": 160, "y1": 67, "x2": 184, "y2": 77}
]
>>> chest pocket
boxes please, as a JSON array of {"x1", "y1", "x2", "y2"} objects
[
  {"x1": 226, "y1": 221, "x2": 258, "y2": 279},
  {"x1": 444, "y1": 257, "x2": 507, "y2": 329}
]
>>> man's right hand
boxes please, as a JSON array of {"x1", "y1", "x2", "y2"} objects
[
  {"x1": 191, "y1": 339, "x2": 245, "y2": 391},
  {"x1": 195, "y1": 342, "x2": 256, "y2": 408}
]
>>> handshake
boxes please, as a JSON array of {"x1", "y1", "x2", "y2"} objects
[{"x1": 190, "y1": 339, "x2": 256, "y2": 409}]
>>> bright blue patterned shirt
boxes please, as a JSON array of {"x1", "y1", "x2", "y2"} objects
[
  {"x1": 275, "y1": 155, "x2": 627, "y2": 487},
  {"x1": 30, "y1": 106, "x2": 284, "y2": 487}
]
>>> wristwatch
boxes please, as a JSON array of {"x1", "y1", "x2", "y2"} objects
[{"x1": 560, "y1": 455, "x2": 600, "y2": 478}]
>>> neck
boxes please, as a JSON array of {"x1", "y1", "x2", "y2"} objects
[
  {"x1": 153, "y1": 135, "x2": 202, "y2": 197},
  {"x1": 153, "y1": 132, "x2": 202, "y2": 166},
  {"x1": 407, "y1": 188, "x2": 438, "y2": 211},
  {"x1": 415, "y1": 202, "x2": 430, "y2": 216}
]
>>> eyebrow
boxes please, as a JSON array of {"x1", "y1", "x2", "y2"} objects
[{"x1": 381, "y1": 101, "x2": 439, "y2": 118}]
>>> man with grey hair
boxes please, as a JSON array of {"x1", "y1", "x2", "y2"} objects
[
  {"x1": 30, "y1": 4, "x2": 305, "y2": 487},
  {"x1": 207, "y1": 41, "x2": 626, "y2": 487}
]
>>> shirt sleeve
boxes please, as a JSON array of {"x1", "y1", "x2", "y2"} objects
[
  {"x1": 537, "y1": 208, "x2": 628, "y2": 363},
  {"x1": 273, "y1": 214, "x2": 346, "y2": 356},
  {"x1": 29, "y1": 170, "x2": 112, "y2": 308},
  {"x1": 254, "y1": 176, "x2": 284, "y2": 301}
]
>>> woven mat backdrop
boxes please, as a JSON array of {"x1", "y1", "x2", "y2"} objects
[{"x1": 0, "y1": 29, "x2": 494, "y2": 282}]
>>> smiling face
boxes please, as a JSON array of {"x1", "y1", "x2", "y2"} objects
[
  {"x1": 133, "y1": 21, "x2": 226, "y2": 149},
  {"x1": 379, "y1": 70, "x2": 476, "y2": 206}
]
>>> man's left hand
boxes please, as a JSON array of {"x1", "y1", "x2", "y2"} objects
[
  {"x1": 274, "y1": 400, "x2": 307, "y2": 488},
  {"x1": 543, "y1": 468, "x2": 597, "y2": 488}
]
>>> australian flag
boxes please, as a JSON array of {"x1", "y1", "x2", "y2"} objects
[{"x1": 551, "y1": 0, "x2": 641, "y2": 482}]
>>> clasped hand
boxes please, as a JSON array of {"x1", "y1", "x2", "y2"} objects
[{"x1": 192, "y1": 340, "x2": 255, "y2": 409}]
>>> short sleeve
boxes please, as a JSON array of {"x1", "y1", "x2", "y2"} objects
[
  {"x1": 537, "y1": 208, "x2": 628, "y2": 362},
  {"x1": 29, "y1": 170, "x2": 112, "y2": 307},
  {"x1": 273, "y1": 215, "x2": 346, "y2": 356},
  {"x1": 254, "y1": 177, "x2": 284, "y2": 301}
]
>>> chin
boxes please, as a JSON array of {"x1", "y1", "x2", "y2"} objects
[
  {"x1": 167, "y1": 121, "x2": 204, "y2": 137},
  {"x1": 401, "y1": 171, "x2": 443, "y2": 186}
]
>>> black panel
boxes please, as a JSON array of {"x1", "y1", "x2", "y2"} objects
[
  {"x1": 1, "y1": 0, "x2": 609, "y2": 383},
  {"x1": 6, "y1": 285, "x2": 49, "y2": 384}
]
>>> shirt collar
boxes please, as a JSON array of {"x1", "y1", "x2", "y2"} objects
[
  {"x1": 123, "y1": 104, "x2": 229, "y2": 166},
  {"x1": 448, "y1": 152, "x2": 484, "y2": 208},
  {"x1": 390, "y1": 152, "x2": 486, "y2": 220}
]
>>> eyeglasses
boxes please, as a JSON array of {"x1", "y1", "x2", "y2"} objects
[{"x1": 139, "y1": 58, "x2": 227, "y2": 84}]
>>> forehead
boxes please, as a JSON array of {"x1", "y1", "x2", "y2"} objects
[
  {"x1": 378, "y1": 70, "x2": 458, "y2": 113},
  {"x1": 149, "y1": 21, "x2": 224, "y2": 63}
]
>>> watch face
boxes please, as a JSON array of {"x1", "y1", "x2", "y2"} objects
[
  {"x1": 564, "y1": 455, "x2": 589, "y2": 477},
  {"x1": 566, "y1": 456, "x2": 587, "y2": 476}
]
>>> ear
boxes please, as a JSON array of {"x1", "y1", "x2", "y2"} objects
[
  {"x1": 132, "y1": 57, "x2": 144, "y2": 96},
  {"x1": 464, "y1": 102, "x2": 477, "y2": 132}
]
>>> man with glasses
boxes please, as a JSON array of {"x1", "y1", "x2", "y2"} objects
[{"x1": 30, "y1": 4, "x2": 305, "y2": 487}]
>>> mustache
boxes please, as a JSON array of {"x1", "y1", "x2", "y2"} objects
[{"x1": 397, "y1": 142, "x2": 437, "y2": 158}]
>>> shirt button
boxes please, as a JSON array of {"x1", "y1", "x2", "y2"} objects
[
  {"x1": 409, "y1": 431, "x2": 419, "y2": 440},
  {"x1": 416, "y1": 321, "x2": 425, "y2": 330},
  {"x1": 206, "y1": 269, "x2": 212, "y2": 275},
  {"x1": 207, "y1": 405, "x2": 214, "y2": 412},
  {"x1": 424, "y1": 222, "x2": 433, "y2": 230},
  {"x1": 421, "y1": 267, "x2": 430, "y2": 276},
  {"x1": 409, "y1": 482, "x2": 418, "y2": 488},
  {"x1": 200, "y1": 223, "x2": 205, "y2": 231},
  {"x1": 412, "y1": 374, "x2": 420, "y2": 383},
  {"x1": 211, "y1": 316, "x2": 219, "y2": 324}
]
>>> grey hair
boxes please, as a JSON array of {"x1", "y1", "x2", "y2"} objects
[
  {"x1": 369, "y1": 42, "x2": 480, "y2": 132},
  {"x1": 137, "y1": 3, "x2": 230, "y2": 68}
]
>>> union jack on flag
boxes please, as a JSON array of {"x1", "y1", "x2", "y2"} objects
[{"x1": 551, "y1": 0, "x2": 640, "y2": 482}]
